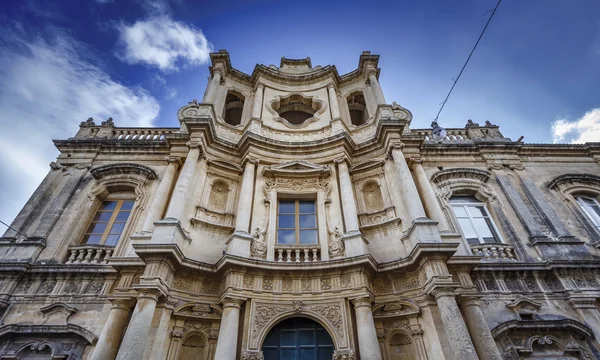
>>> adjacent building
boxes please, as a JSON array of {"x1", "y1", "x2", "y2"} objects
[{"x1": 1, "y1": 50, "x2": 600, "y2": 360}]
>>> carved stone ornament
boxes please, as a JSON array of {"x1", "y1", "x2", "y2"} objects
[
  {"x1": 90, "y1": 163, "x2": 157, "y2": 181},
  {"x1": 242, "y1": 350, "x2": 264, "y2": 360},
  {"x1": 328, "y1": 226, "x2": 345, "y2": 257},
  {"x1": 431, "y1": 168, "x2": 491, "y2": 185},
  {"x1": 505, "y1": 297, "x2": 542, "y2": 317},
  {"x1": 332, "y1": 349, "x2": 355, "y2": 360},
  {"x1": 263, "y1": 160, "x2": 331, "y2": 178},
  {"x1": 251, "y1": 226, "x2": 268, "y2": 258}
]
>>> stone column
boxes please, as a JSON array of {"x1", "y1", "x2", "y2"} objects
[
  {"x1": 327, "y1": 83, "x2": 341, "y2": 120},
  {"x1": 368, "y1": 71, "x2": 386, "y2": 105},
  {"x1": 164, "y1": 142, "x2": 202, "y2": 221},
  {"x1": 389, "y1": 145, "x2": 427, "y2": 222},
  {"x1": 335, "y1": 157, "x2": 360, "y2": 233},
  {"x1": 234, "y1": 157, "x2": 258, "y2": 234},
  {"x1": 410, "y1": 158, "x2": 450, "y2": 232},
  {"x1": 116, "y1": 291, "x2": 161, "y2": 360},
  {"x1": 352, "y1": 297, "x2": 382, "y2": 360},
  {"x1": 460, "y1": 298, "x2": 502, "y2": 360},
  {"x1": 251, "y1": 83, "x2": 264, "y2": 120},
  {"x1": 142, "y1": 157, "x2": 181, "y2": 232},
  {"x1": 213, "y1": 299, "x2": 242, "y2": 360},
  {"x1": 204, "y1": 69, "x2": 222, "y2": 104},
  {"x1": 90, "y1": 298, "x2": 134, "y2": 360},
  {"x1": 431, "y1": 288, "x2": 478, "y2": 360}
]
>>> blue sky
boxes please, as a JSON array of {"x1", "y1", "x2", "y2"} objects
[{"x1": 0, "y1": 0, "x2": 599, "y2": 226}]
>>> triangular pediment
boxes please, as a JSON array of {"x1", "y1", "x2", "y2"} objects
[{"x1": 263, "y1": 161, "x2": 330, "y2": 178}]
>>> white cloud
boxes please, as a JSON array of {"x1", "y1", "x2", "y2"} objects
[
  {"x1": 0, "y1": 28, "x2": 160, "y2": 227},
  {"x1": 117, "y1": 16, "x2": 213, "y2": 71},
  {"x1": 165, "y1": 87, "x2": 178, "y2": 100},
  {"x1": 551, "y1": 108, "x2": 600, "y2": 143}
]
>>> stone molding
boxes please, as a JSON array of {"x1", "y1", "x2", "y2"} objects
[
  {"x1": 262, "y1": 160, "x2": 331, "y2": 178},
  {"x1": 547, "y1": 173, "x2": 600, "y2": 191},
  {"x1": 430, "y1": 168, "x2": 491, "y2": 185},
  {"x1": 90, "y1": 163, "x2": 157, "y2": 181}
]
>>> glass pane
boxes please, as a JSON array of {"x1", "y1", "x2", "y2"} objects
[
  {"x1": 317, "y1": 330, "x2": 333, "y2": 345},
  {"x1": 451, "y1": 205, "x2": 468, "y2": 218},
  {"x1": 100, "y1": 201, "x2": 118, "y2": 210},
  {"x1": 473, "y1": 218, "x2": 496, "y2": 241},
  {"x1": 278, "y1": 215, "x2": 296, "y2": 229},
  {"x1": 467, "y1": 205, "x2": 488, "y2": 218},
  {"x1": 120, "y1": 201, "x2": 134, "y2": 210},
  {"x1": 279, "y1": 201, "x2": 295, "y2": 213},
  {"x1": 299, "y1": 330, "x2": 314, "y2": 345},
  {"x1": 104, "y1": 234, "x2": 120, "y2": 246},
  {"x1": 589, "y1": 204, "x2": 600, "y2": 220},
  {"x1": 299, "y1": 201, "x2": 316, "y2": 213},
  {"x1": 457, "y1": 218, "x2": 478, "y2": 242},
  {"x1": 280, "y1": 350, "x2": 295, "y2": 360},
  {"x1": 580, "y1": 197, "x2": 596, "y2": 205},
  {"x1": 299, "y1": 230, "x2": 318, "y2": 244},
  {"x1": 299, "y1": 215, "x2": 316, "y2": 229},
  {"x1": 277, "y1": 230, "x2": 296, "y2": 244},
  {"x1": 299, "y1": 349, "x2": 315, "y2": 360},
  {"x1": 84, "y1": 234, "x2": 102, "y2": 244},
  {"x1": 93, "y1": 211, "x2": 113, "y2": 222},
  {"x1": 88, "y1": 222, "x2": 107, "y2": 235},
  {"x1": 115, "y1": 211, "x2": 131, "y2": 222},
  {"x1": 109, "y1": 222, "x2": 126, "y2": 235},
  {"x1": 280, "y1": 331, "x2": 296, "y2": 346}
]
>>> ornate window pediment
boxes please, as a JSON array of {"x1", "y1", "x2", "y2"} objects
[
  {"x1": 547, "y1": 173, "x2": 600, "y2": 193},
  {"x1": 268, "y1": 94, "x2": 326, "y2": 128},
  {"x1": 263, "y1": 161, "x2": 330, "y2": 178}
]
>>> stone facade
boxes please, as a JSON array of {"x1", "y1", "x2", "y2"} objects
[{"x1": 1, "y1": 50, "x2": 600, "y2": 360}]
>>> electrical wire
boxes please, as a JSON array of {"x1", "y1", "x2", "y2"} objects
[{"x1": 433, "y1": 0, "x2": 503, "y2": 122}]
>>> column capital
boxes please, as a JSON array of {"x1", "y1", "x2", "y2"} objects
[
  {"x1": 351, "y1": 296, "x2": 374, "y2": 309},
  {"x1": 387, "y1": 142, "x2": 404, "y2": 154},
  {"x1": 109, "y1": 297, "x2": 136, "y2": 310},
  {"x1": 367, "y1": 69, "x2": 378, "y2": 79},
  {"x1": 457, "y1": 296, "x2": 483, "y2": 308},
  {"x1": 186, "y1": 141, "x2": 202, "y2": 150},
  {"x1": 166, "y1": 156, "x2": 182, "y2": 166},
  {"x1": 327, "y1": 82, "x2": 336, "y2": 90},
  {"x1": 137, "y1": 289, "x2": 162, "y2": 302},
  {"x1": 430, "y1": 287, "x2": 456, "y2": 299},
  {"x1": 221, "y1": 298, "x2": 243, "y2": 309},
  {"x1": 243, "y1": 156, "x2": 260, "y2": 167},
  {"x1": 333, "y1": 156, "x2": 349, "y2": 165},
  {"x1": 253, "y1": 82, "x2": 265, "y2": 91},
  {"x1": 408, "y1": 157, "x2": 423, "y2": 168}
]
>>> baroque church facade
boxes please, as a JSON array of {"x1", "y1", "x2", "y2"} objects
[{"x1": 1, "y1": 51, "x2": 600, "y2": 360}]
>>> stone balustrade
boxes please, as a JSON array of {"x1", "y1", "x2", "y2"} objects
[
  {"x1": 65, "y1": 245, "x2": 114, "y2": 264},
  {"x1": 470, "y1": 243, "x2": 517, "y2": 261},
  {"x1": 113, "y1": 128, "x2": 175, "y2": 140},
  {"x1": 413, "y1": 128, "x2": 470, "y2": 142},
  {"x1": 274, "y1": 245, "x2": 320, "y2": 263}
]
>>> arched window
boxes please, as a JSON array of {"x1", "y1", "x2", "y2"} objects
[
  {"x1": 223, "y1": 91, "x2": 245, "y2": 126},
  {"x1": 346, "y1": 91, "x2": 367, "y2": 126},
  {"x1": 81, "y1": 192, "x2": 136, "y2": 246},
  {"x1": 576, "y1": 196, "x2": 600, "y2": 230},
  {"x1": 450, "y1": 196, "x2": 502, "y2": 245}
]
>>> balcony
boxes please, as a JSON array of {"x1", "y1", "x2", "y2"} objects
[
  {"x1": 470, "y1": 243, "x2": 517, "y2": 261},
  {"x1": 65, "y1": 245, "x2": 114, "y2": 265},
  {"x1": 274, "y1": 245, "x2": 321, "y2": 263}
]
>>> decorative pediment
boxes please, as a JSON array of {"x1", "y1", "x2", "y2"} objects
[
  {"x1": 207, "y1": 159, "x2": 243, "y2": 174},
  {"x1": 263, "y1": 161, "x2": 331, "y2": 178},
  {"x1": 174, "y1": 302, "x2": 222, "y2": 319},
  {"x1": 373, "y1": 300, "x2": 420, "y2": 318},
  {"x1": 431, "y1": 168, "x2": 491, "y2": 185},
  {"x1": 547, "y1": 173, "x2": 600, "y2": 191},
  {"x1": 40, "y1": 302, "x2": 78, "y2": 326},
  {"x1": 506, "y1": 297, "x2": 542, "y2": 316},
  {"x1": 349, "y1": 159, "x2": 385, "y2": 174},
  {"x1": 90, "y1": 163, "x2": 157, "y2": 181}
]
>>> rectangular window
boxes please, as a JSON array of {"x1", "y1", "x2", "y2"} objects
[
  {"x1": 277, "y1": 200, "x2": 317, "y2": 245},
  {"x1": 82, "y1": 200, "x2": 134, "y2": 246},
  {"x1": 450, "y1": 197, "x2": 501, "y2": 245}
]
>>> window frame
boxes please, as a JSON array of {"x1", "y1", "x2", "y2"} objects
[
  {"x1": 450, "y1": 196, "x2": 503, "y2": 245},
  {"x1": 276, "y1": 199, "x2": 318, "y2": 245},
  {"x1": 576, "y1": 195, "x2": 600, "y2": 230},
  {"x1": 81, "y1": 193, "x2": 136, "y2": 247}
]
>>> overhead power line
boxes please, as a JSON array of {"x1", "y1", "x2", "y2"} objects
[{"x1": 434, "y1": 0, "x2": 503, "y2": 122}]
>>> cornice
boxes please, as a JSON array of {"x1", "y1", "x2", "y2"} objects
[{"x1": 90, "y1": 163, "x2": 157, "y2": 181}]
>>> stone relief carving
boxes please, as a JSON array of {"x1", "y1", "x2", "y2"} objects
[
  {"x1": 321, "y1": 278, "x2": 331, "y2": 290},
  {"x1": 262, "y1": 278, "x2": 273, "y2": 290},
  {"x1": 332, "y1": 349, "x2": 355, "y2": 360},
  {"x1": 242, "y1": 350, "x2": 265, "y2": 360},
  {"x1": 340, "y1": 275, "x2": 351, "y2": 289},
  {"x1": 312, "y1": 304, "x2": 344, "y2": 338},
  {"x1": 252, "y1": 305, "x2": 288, "y2": 339},
  {"x1": 327, "y1": 226, "x2": 344, "y2": 257}
]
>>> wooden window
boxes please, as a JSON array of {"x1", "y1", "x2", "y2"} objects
[
  {"x1": 82, "y1": 200, "x2": 134, "y2": 246},
  {"x1": 450, "y1": 196, "x2": 502, "y2": 245},
  {"x1": 277, "y1": 200, "x2": 317, "y2": 245},
  {"x1": 577, "y1": 196, "x2": 600, "y2": 230}
]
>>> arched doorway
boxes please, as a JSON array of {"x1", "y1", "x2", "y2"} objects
[{"x1": 262, "y1": 317, "x2": 334, "y2": 360}]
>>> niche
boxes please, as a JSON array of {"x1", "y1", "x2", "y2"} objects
[
  {"x1": 208, "y1": 179, "x2": 230, "y2": 213},
  {"x1": 362, "y1": 180, "x2": 384, "y2": 213},
  {"x1": 178, "y1": 331, "x2": 208, "y2": 360},
  {"x1": 347, "y1": 91, "x2": 368, "y2": 126},
  {"x1": 223, "y1": 91, "x2": 245, "y2": 126}
]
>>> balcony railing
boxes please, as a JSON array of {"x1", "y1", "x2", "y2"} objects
[
  {"x1": 470, "y1": 243, "x2": 517, "y2": 261},
  {"x1": 274, "y1": 245, "x2": 320, "y2": 263},
  {"x1": 65, "y1": 245, "x2": 114, "y2": 265}
]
